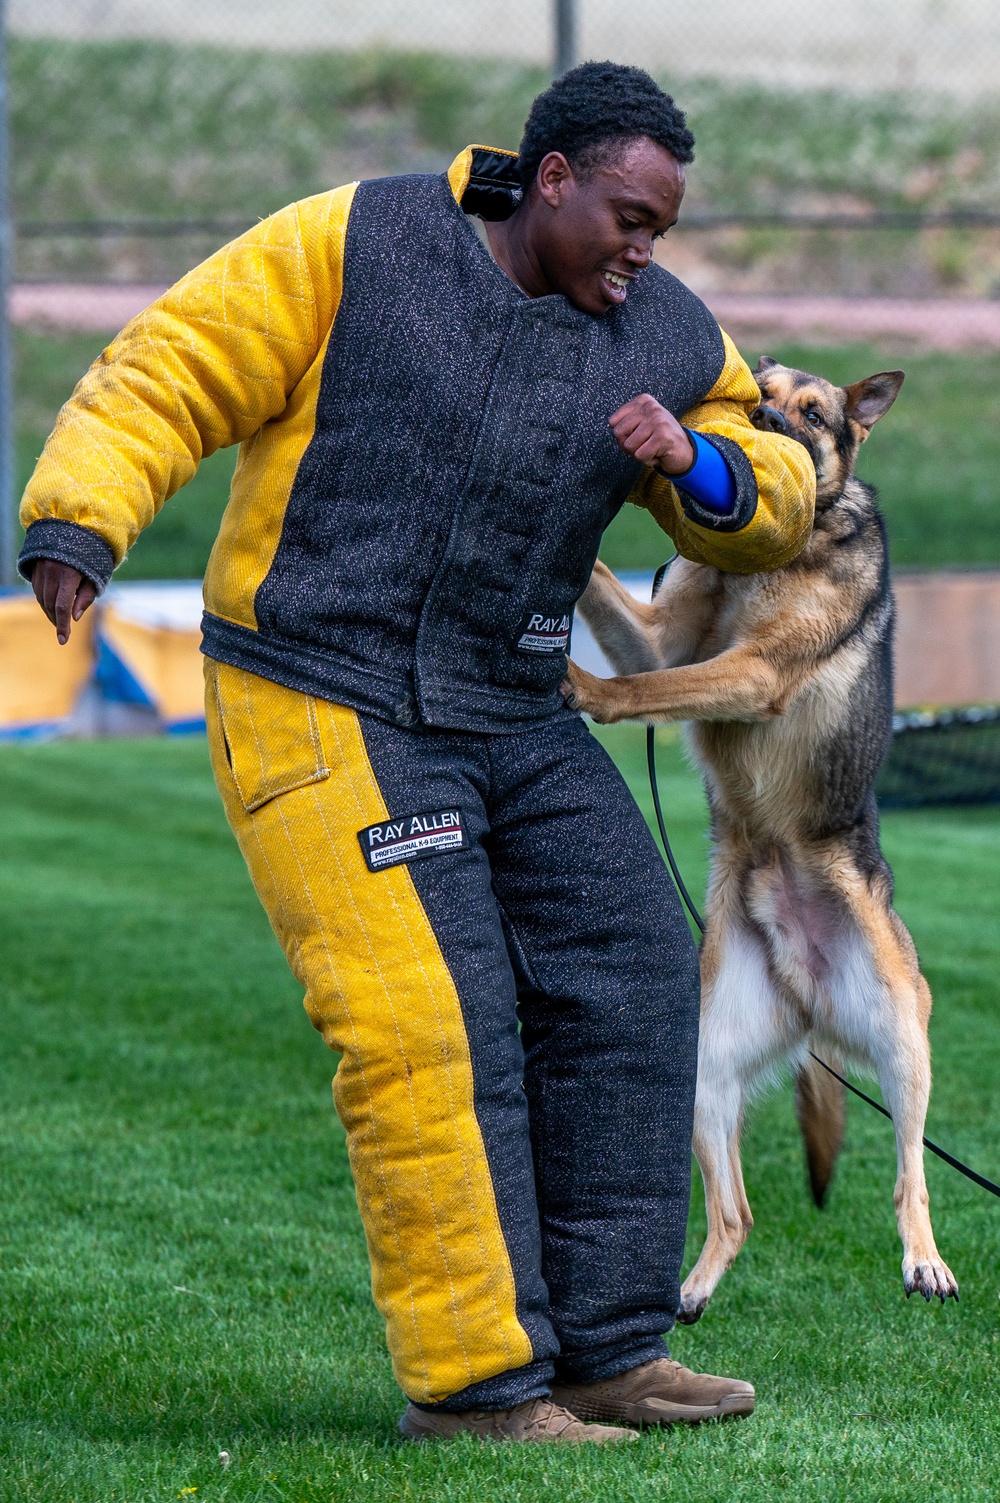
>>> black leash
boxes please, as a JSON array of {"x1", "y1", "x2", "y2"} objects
[
  {"x1": 647, "y1": 558, "x2": 707, "y2": 938},
  {"x1": 646, "y1": 726, "x2": 704, "y2": 931},
  {"x1": 645, "y1": 560, "x2": 1000, "y2": 1200}
]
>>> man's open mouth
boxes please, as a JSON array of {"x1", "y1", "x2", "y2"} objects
[{"x1": 602, "y1": 270, "x2": 631, "y2": 302}]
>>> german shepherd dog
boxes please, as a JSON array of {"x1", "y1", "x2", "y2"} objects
[{"x1": 562, "y1": 357, "x2": 960, "y2": 1319}]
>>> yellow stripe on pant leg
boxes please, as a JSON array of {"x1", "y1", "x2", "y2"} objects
[{"x1": 204, "y1": 660, "x2": 534, "y2": 1402}]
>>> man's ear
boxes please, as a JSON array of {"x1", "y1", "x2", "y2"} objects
[
  {"x1": 844, "y1": 370, "x2": 905, "y2": 431},
  {"x1": 535, "y1": 150, "x2": 574, "y2": 208},
  {"x1": 753, "y1": 355, "x2": 779, "y2": 374}
]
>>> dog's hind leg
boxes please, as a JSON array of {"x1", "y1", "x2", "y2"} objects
[
  {"x1": 678, "y1": 906, "x2": 799, "y2": 1324},
  {"x1": 827, "y1": 884, "x2": 958, "y2": 1303}
]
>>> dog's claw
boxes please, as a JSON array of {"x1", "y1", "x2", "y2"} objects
[
  {"x1": 559, "y1": 663, "x2": 618, "y2": 723},
  {"x1": 902, "y1": 1257, "x2": 959, "y2": 1304}
]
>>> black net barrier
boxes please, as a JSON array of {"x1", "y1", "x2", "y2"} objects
[{"x1": 877, "y1": 706, "x2": 1000, "y2": 809}]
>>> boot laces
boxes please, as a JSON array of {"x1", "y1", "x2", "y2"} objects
[
  {"x1": 643, "y1": 1357, "x2": 684, "y2": 1379},
  {"x1": 519, "y1": 1398, "x2": 580, "y2": 1439}
]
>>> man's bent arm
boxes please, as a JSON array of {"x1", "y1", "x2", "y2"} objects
[
  {"x1": 627, "y1": 330, "x2": 816, "y2": 573},
  {"x1": 18, "y1": 184, "x2": 357, "y2": 591}
]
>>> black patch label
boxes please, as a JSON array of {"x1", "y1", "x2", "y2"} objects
[
  {"x1": 516, "y1": 611, "x2": 571, "y2": 654},
  {"x1": 358, "y1": 808, "x2": 467, "y2": 872}
]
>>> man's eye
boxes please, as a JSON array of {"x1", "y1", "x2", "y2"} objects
[{"x1": 805, "y1": 410, "x2": 824, "y2": 427}]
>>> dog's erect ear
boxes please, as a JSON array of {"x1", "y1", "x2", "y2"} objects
[
  {"x1": 844, "y1": 370, "x2": 905, "y2": 431},
  {"x1": 754, "y1": 355, "x2": 779, "y2": 374}
]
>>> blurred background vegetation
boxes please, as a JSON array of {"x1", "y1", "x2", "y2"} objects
[
  {"x1": 13, "y1": 37, "x2": 1000, "y2": 294},
  {"x1": 13, "y1": 38, "x2": 1000, "y2": 219}
]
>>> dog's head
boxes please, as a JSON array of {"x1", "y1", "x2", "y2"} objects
[{"x1": 750, "y1": 358, "x2": 904, "y2": 505}]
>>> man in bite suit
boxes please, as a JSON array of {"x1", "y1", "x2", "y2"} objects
[{"x1": 22, "y1": 63, "x2": 814, "y2": 1442}]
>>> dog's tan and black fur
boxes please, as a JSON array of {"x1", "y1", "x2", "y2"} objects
[{"x1": 563, "y1": 357, "x2": 959, "y2": 1317}]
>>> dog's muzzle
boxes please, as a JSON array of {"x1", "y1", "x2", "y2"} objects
[{"x1": 750, "y1": 404, "x2": 788, "y2": 434}]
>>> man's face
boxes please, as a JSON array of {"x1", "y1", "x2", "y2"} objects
[{"x1": 530, "y1": 137, "x2": 686, "y2": 316}]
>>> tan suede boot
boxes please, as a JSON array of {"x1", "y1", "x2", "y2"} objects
[
  {"x1": 551, "y1": 1357, "x2": 755, "y2": 1427},
  {"x1": 398, "y1": 1396, "x2": 639, "y2": 1444}
]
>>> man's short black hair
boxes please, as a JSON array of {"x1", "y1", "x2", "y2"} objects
[
  {"x1": 517, "y1": 60, "x2": 691, "y2": 192},
  {"x1": 517, "y1": 61, "x2": 694, "y2": 193}
]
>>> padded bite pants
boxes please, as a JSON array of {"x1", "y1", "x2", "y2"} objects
[{"x1": 205, "y1": 660, "x2": 700, "y2": 1407}]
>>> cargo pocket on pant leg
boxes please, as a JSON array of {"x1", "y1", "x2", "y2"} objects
[{"x1": 211, "y1": 661, "x2": 331, "y2": 812}]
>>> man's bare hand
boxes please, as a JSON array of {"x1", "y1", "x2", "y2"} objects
[
  {"x1": 610, "y1": 394, "x2": 696, "y2": 475},
  {"x1": 31, "y1": 559, "x2": 98, "y2": 645}
]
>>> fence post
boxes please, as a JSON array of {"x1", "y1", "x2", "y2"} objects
[
  {"x1": 554, "y1": 0, "x2": 577, "y2": 77},
  {"x1": 0, "y1": 0, "x2": 13, "y2": 587}
]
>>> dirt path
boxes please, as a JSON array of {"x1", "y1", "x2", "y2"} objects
[
  {"x1": 11, "y1": 284, "x2": 173, "y2": 335},
  {"x1": 708, "y1": 294, "x2": 1000, "y2": 353},
  {"x1": 12, "y1": 283, "x2": 1000, "y2": 352}
]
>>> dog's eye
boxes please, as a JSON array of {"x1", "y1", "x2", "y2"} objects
[{"x1": 805, "y1": 409, "x2": 824, "y2": 428}]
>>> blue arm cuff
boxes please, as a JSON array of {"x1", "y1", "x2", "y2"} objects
[{"x1": 668, "y1": 430, "x2": 738, "y2": 515}]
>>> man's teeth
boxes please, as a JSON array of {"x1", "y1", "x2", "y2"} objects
[{"x1": 604, "y1": 272, "x2": 628, "y2": 290}]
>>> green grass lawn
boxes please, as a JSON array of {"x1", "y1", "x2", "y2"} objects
[
  {"x1": 0, "y1": 728, "x2": 997, "y2": 1501},
  {"x1": 17, "y1": 330, "x2": 1000, "y2": 576}
]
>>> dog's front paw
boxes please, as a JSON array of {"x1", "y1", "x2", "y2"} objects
[
  {"x1": 676, "y1": 1282, "x2": 709, "y2": 1325},
  {"x1": 560, "y1": 661, "x2": 619, "y2": 723},
  {"x1": 903, "y1": 1255, "x2": 959, "y2": 1304}
]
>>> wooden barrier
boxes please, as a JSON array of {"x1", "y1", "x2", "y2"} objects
[
  {"x1": 894, "y1": 570, "x2": 1000, "y2": 708},
  {"x1": 573, "y1": 569, "x2": 1000, "y2": 712}
]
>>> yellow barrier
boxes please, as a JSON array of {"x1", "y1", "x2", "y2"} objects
[
  {"x1": 0, "y1": 584, "x2": 205, "y2": 739},
  {"x1": 0, "y1": 592, "x2": 96, "y2": 739},
  {"x1": 98, "y1": 603, "x2": 205, "y2": 732}
]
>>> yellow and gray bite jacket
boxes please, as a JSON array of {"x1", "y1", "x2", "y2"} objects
[{"x1": 19, "y1": 147, "x2": 815, "y2": 732}]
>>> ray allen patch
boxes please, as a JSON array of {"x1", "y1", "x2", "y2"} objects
[
  {"x1": 516, "y1": 610, "x2": 572, "y2": 654},
  {"x1": 358, "y1": 808, "x2": 467, "y2": 872}
]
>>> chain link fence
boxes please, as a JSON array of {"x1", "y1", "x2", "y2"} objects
[
  {"x1": 7, "y1": 1, "x2": 1000, "y2": 281},
  {"x1": 5, "y1": 1, "x2": 1000, "y2": 286},
  {"x1": 12, "y1": 0, "x2": 1000, "y2": 93}
]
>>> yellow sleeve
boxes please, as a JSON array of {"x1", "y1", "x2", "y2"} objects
[
  {"x1": 19, "y1": 183, "x2": 357, "y2": 568},
  {"x1": 628, "y1": 330, "x2": 816, "y2": 573}
]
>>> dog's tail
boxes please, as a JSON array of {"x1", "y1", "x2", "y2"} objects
[{"x1": 794, "y1": 1053, "x2": 846, "y2": 1208}]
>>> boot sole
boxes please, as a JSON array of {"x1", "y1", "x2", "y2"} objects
[
  {"x1": 398, "y1": 1412, "x2": 639, "y2": 1444},
  {"x1": 553, "y1": 1390, "x2": 755, "y2": 1428}
]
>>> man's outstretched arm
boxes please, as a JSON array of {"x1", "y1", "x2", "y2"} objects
[{"x1": 19, "y1": 184, "x2": 357, "y2": 638}]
